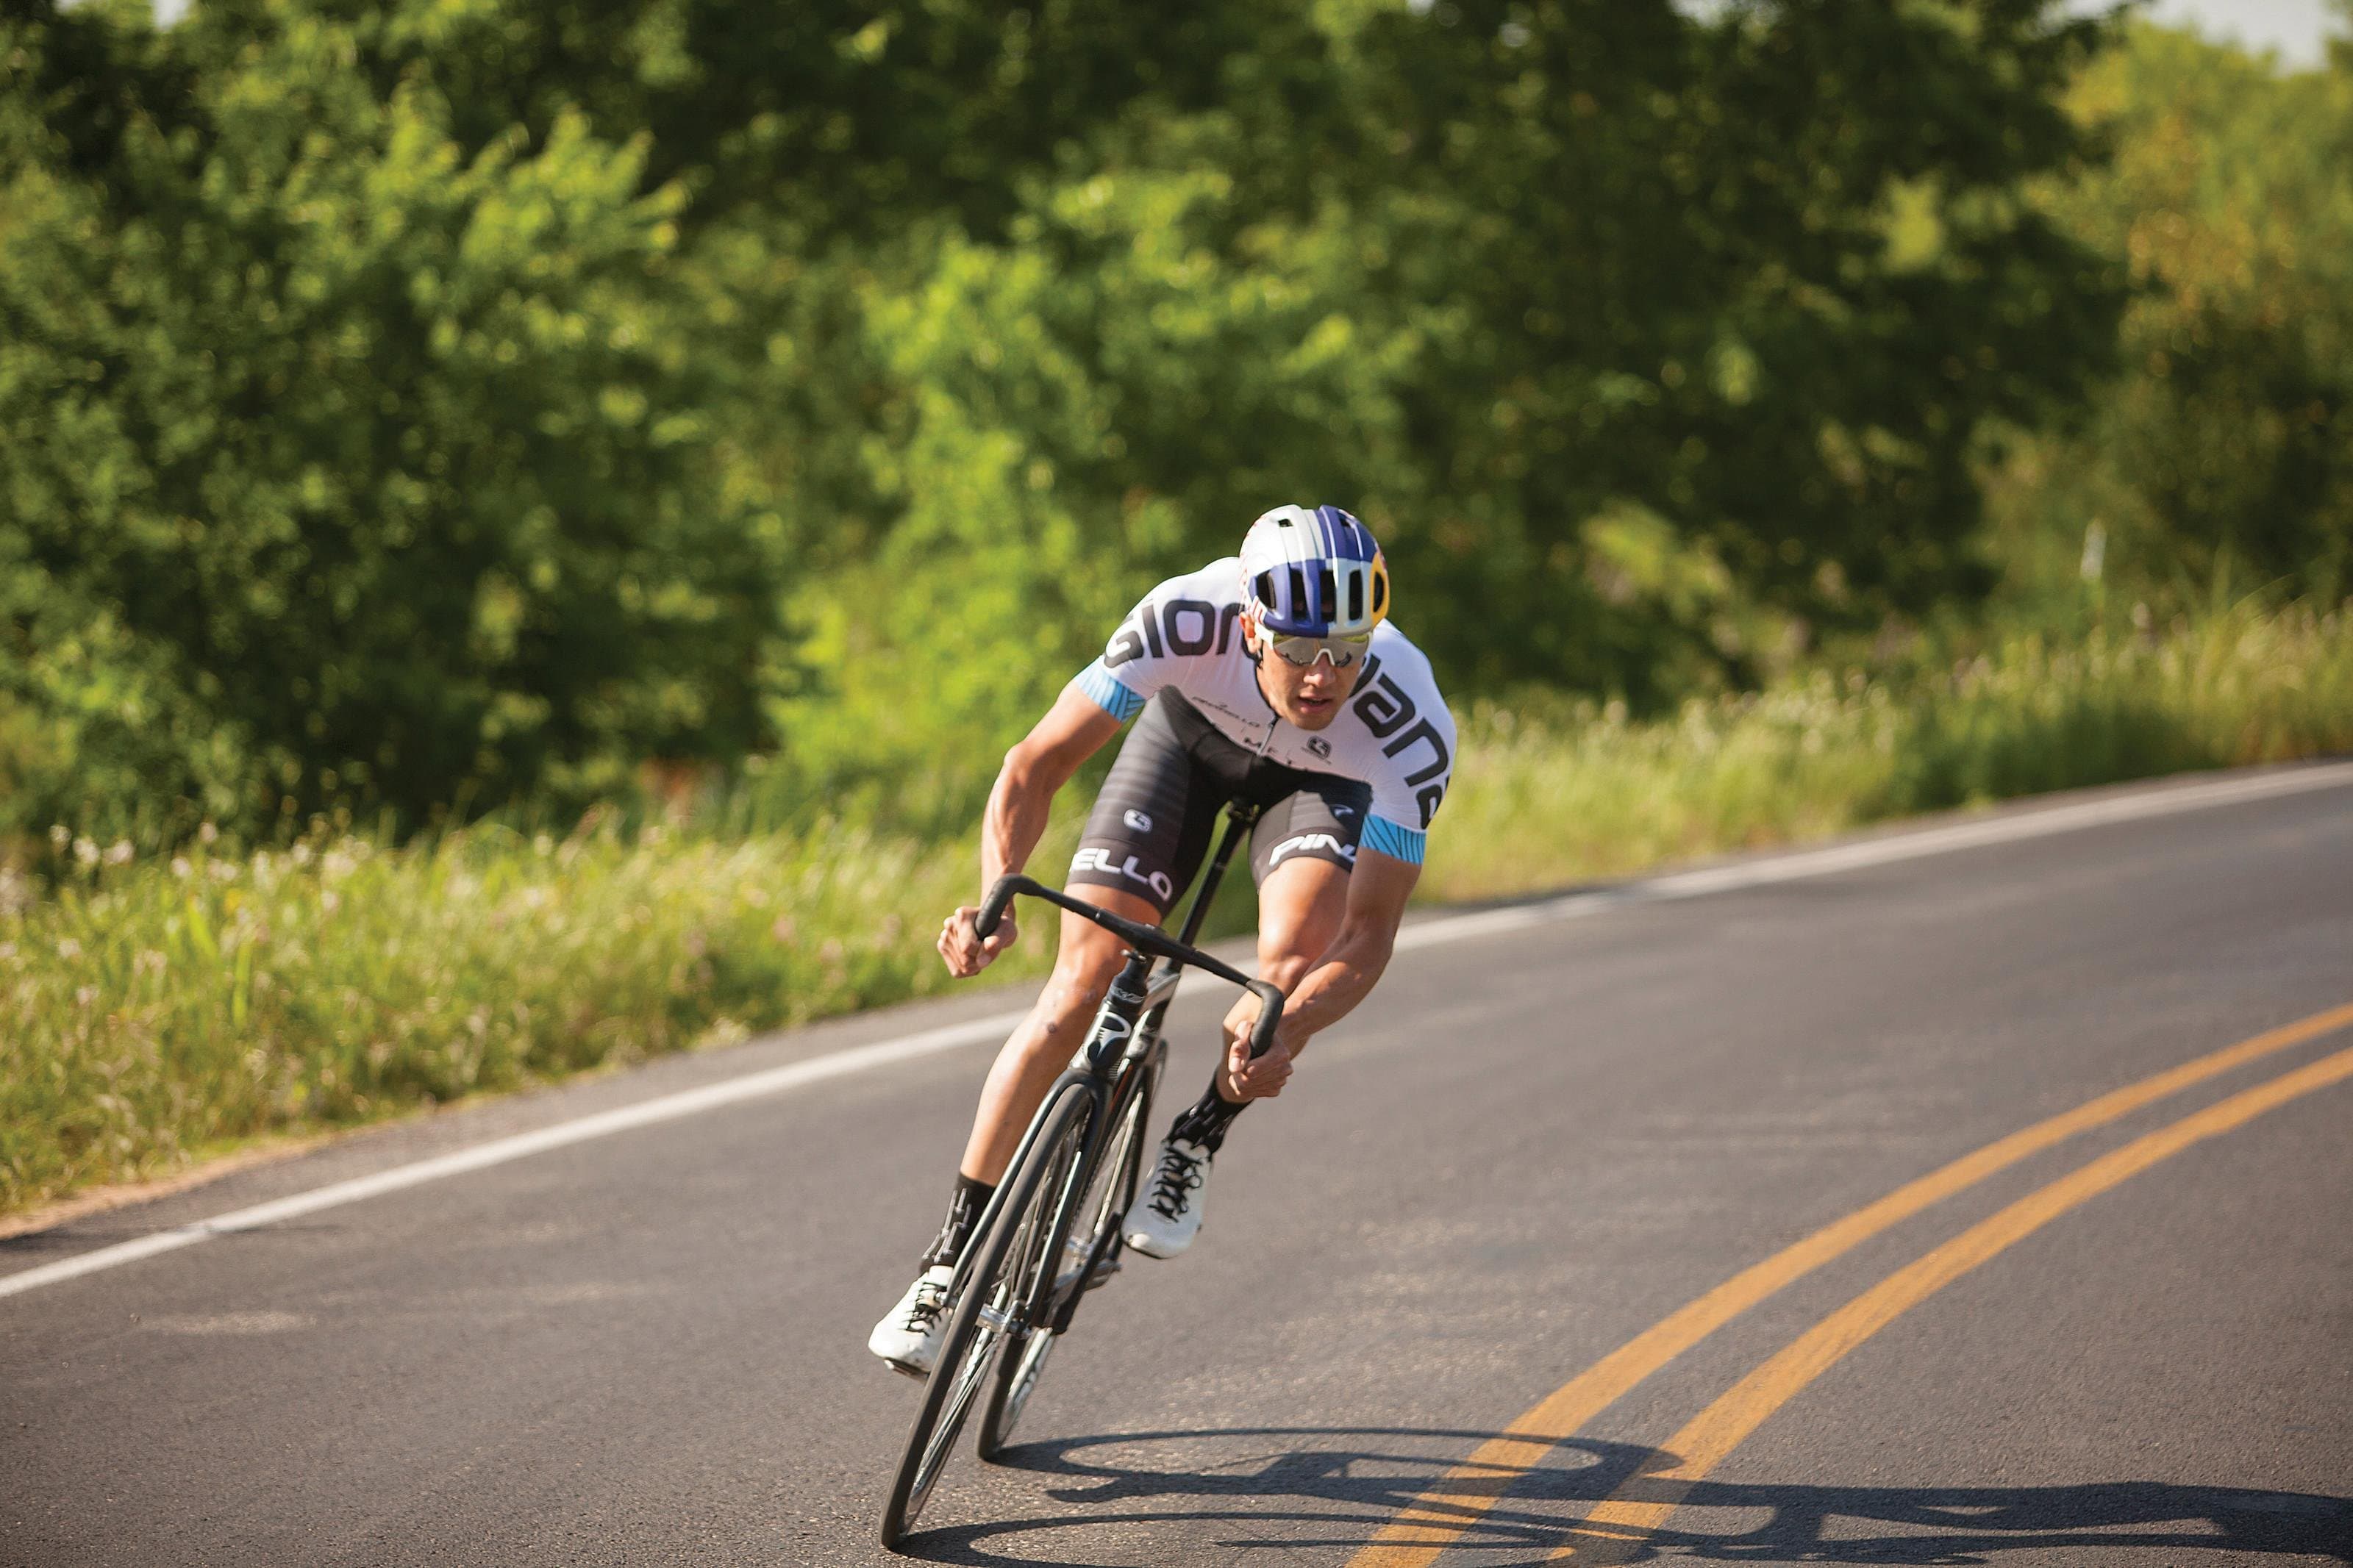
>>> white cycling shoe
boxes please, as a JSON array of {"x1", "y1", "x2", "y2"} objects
[
  {"x1": 1124, "y1": 1137, "x2": 1214, "y2": 1259},
  {"x1": 868, "y1": 1264, "x2": 955, "y2": 1378}
]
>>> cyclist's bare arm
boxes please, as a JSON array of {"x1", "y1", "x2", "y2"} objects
[
  {"x1": 1219, "y1": 847, "x2": 1418, "y2": 1098},
  {"x1": 938, "y1": 687, "x2": 1124, "y2": 977}
]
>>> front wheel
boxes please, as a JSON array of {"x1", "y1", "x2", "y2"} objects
[
  {"x1": 977, "y1": 1052, "x2": 1157, "y2": 1461},
  {"x1": 878, "y1": 1084, "x2": 1094, "y2": 1550}
]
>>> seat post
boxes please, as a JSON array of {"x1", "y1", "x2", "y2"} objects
[{"x1": 1171, "y1": 803, "x2": 1258, "y2": 949}]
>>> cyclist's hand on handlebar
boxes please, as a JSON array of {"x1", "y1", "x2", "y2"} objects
[
  {"x1": 938, "y1": 904, "x2": 1017, "y2": 978},
  {"x1": 1219, "y1": 993, "x2": 1293, "y2": 1100}
]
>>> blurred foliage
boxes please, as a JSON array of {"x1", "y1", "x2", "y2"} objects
[
  {"x1": 0, "y1": 0, "x2": 786, "y2": 847},
  {"x1": 5, "y1": 0, "x2": 2348, "y2": 864},
  {"x1": 1982, "y1": 18, "x2": 2353, "y2": 620},
  {"x1": 1325, "y1": 0, "x2": 2124, "y2": 696}
]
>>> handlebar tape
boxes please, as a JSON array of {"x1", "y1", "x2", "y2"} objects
[
  {"x1": 975, "y1": 875, "x2": 1021, "y2": 941},
  {"x1": 1246, "y1": 982, "x2": 1284, "y2": 1059}
]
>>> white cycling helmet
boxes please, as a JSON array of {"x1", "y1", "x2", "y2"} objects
[{"x1": 1238, "y1": 505, "x2": 1390, "y2": 638}]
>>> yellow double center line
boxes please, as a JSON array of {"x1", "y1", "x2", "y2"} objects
[{"x1": 1352, "y1": 1000, "x2": 2353, "y2": 1567}]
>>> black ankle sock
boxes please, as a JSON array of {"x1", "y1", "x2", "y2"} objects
[
  {"x1": 919, "y1": 1173, "x2": 996, "y2": 1269},
  {"x1": 1166, "y1": 1081, "x2": 1249, "y2": 1155}
]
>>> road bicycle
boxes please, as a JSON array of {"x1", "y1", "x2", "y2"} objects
[{"x1": 878, "y1": 806, "x2": 1280, "y2": 1549}]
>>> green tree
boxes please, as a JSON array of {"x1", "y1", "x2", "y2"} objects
[
  {"x1": 0, "y1": 1, "x2": 782, "y2": 841},
  {"x1": 1315, "y1": 0, "x2": 2124, "y2": 700},
  {"x1": 1986, "y1": 19, "x2": 2353, "y2": 611}
]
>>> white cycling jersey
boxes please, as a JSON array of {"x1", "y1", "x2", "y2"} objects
[{"x1": 1069, "y1": 558, "x2": 1455, "y2": 864}]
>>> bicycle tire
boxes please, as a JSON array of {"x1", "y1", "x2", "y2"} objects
[
  {"x1": 878, "y1": 1084, "x2": 1094, "y2": 1550},
  {"x1": 976, "y1": 1046, "x2": 1159, "y2": 1460}
]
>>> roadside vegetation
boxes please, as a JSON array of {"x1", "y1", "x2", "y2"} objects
[{"x1": 8, "y1": 598, "x2": 2348, "y2": 1216}]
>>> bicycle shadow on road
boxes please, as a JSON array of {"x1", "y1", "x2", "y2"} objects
[{"x1": 888, "y1": 1425, "x2": 2353, "y2": 1566}]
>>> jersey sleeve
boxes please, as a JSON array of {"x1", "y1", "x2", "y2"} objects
[
  {"x1": 1071, "y1": 656, "x2": 1146, "y2": 722},
  {"x1": 1067, "y1": 573, "x2": 1227, "y2": 723}
]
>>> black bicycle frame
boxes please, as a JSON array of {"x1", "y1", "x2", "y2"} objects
[{"x1": 954, "y1": 805, "x2": 1276, "y2": 1336}]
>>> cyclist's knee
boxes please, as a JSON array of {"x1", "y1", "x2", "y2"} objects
[
  {"x1": 1257, "y1": 857, "x2": 1346, "y2": 975},
  {"x1": 1029, "y1": 928, "x2": 1124, "y2": 1037}
]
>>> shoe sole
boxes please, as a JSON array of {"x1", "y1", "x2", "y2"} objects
[{"x1": 882, "y1": 1355, "x2": 931, "y2": 1381}]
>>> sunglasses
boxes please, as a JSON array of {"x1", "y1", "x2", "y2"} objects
[{"x1": 1266, "y1": 631, "x2": 1371, "y2": 668}]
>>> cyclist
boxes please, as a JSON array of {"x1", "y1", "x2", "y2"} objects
[{"x1": 870, "y1": 505, "x2": 1454, "y2": 1375}]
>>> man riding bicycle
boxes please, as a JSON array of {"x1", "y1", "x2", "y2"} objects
[{"x1": 871, "y1": 504, "x2": 1454, "y2": 1375}]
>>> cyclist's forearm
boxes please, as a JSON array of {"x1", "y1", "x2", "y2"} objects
[
  {"x1": 979, "y1": 757, "x2": 1060, "y2": 888},
  {"x1": 1270, "y1": 926, "x2": 1393, "y2": 1049}
]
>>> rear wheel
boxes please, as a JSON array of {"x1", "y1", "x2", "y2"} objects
[
  {"x1": 878, "y1": 1084, "x2": 1094, "y2": 1550},
  {"x1": 978, "y1": 1048, "x2": 1158, "y2": 1460}
]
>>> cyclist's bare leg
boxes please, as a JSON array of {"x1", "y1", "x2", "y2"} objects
[
  {"x1": 1177, "y1": 853, "x2": 1350, "y2": 1132},
  {"x1": 1122, "y1": 852, "x2": 1352, "y2": 1260},
  {"x1": 958, "y1": 883, "x2": 1161, "y2": 1185},
  {"x1": 1252, "y1": 854, "x2": 1350, "y2": 995}
]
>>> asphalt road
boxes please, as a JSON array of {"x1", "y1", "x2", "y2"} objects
[{"x1": 5, "y1": 766, "x2": 2350, "y2": 1567}]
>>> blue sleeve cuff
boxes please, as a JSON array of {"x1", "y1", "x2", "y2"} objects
[
  {"x1": 1361, "y1": 815, "x2": 1427, "y2": 864},
  {"x1": 1074, "y1": 661, "x2": 1145, "y2": 722}
]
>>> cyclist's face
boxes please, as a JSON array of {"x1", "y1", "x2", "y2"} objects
[{"x1": 1243, "y1": 613, "x2": 1363, "y2": 730}]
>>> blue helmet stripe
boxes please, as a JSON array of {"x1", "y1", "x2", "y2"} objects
[
  {"x1": 1314, "y1": 504, "x2": 1372, "y2": 563},
  {"x1": 1240, "y1": 504, "x2": 1383, "y2": 635}
]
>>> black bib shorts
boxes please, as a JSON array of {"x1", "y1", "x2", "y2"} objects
[{"x1": 1066, "y1": 690, "x2": 1374, "y2": 917}]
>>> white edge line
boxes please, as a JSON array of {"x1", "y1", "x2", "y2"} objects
[
  {"x1": 1391, "y1": 760, "x2": 2353, "y2": 952},
  {"x1": 5, "y1": 759, "x2": 2348, "y2": 1301},
  {"x1": 0, "y1": 1010, "x2": 1025, "y2": 1301}
]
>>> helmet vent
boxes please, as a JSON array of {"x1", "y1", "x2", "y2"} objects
[
  {"x1": 1348, "y1": 572, "x2": 1364, "y2": 623},
  {"x1": 1371, "y1": 574, "x2": 1388, "y2": 616}
]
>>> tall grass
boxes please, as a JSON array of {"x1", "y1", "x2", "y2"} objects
[
  {"x1": 0, "y1": 821, "x2": 1071, "y2": 1215},
  {"x1": 5, "y1": 601, "x2": 2347, "y2": 1217},
  {"x1": 1424, "y1": 601, "x2": 2352, "y2": 901}
]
